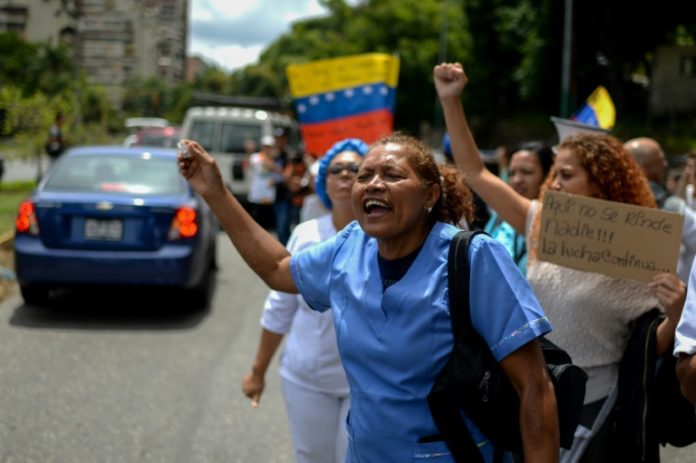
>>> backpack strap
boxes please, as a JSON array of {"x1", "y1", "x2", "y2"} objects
[
  {"x1": 433, "y1": 230, "x2": 506, "y2": 463},
  {"x1": 448, "y1": 230, "x2": 487, "y2": 339}
]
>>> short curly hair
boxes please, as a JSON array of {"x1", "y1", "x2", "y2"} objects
[
  {"x1": 370, "y1": 132, "x2": 474, "y2": 226},
  {"x1": 539, "y1": 133, "x2": 655, "y2": 208}
]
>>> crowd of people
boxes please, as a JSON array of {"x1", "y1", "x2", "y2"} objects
[
  {"x1": 176, "y1": 62, "x2": 696, "y2": 463},
  {"x1": 246, "y1": 128, "x2": 313, "y2": 246}
]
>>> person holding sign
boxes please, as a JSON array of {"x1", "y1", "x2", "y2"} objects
[
  {"x1": 435, "y1": 62, "x2": 686, "y2": 462},
  {"x1": 178, "y1": 132, "x2": 559, "y2": 462}
]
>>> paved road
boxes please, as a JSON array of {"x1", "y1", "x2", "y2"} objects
[
  {"x1": 1, "y1": 220, "x2": 695, "y2": 461},
  {"x1": 0, "y1": 236, "x2": 294, "y2": 462}
]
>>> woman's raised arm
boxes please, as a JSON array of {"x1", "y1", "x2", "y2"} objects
[
  {"x1": 178, "y1": 140, "x2": 297, "y2": 293},
  {"x1": 434, "y1": 63, "x2": 532, "y2": 234}
]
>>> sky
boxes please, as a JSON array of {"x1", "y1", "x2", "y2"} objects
[{"x1": 188, "y1": 0, "x2": 330, "y2": 72}]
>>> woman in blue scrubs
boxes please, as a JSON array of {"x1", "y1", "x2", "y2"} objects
[{"x1": 177, "y1": 133, "x2": 559, "y2": 462}]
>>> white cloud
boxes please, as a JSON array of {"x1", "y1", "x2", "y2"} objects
[
  {"x1": 193, "y1": 43, "x2": 265, "y2": 71},
  {"x1": 189, "y1": 0, "x2": 329, "y2": 71}
]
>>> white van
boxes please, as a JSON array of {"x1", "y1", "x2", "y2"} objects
[{"x1": 180, "y1": 106, "x2": 299, "y2": 202}]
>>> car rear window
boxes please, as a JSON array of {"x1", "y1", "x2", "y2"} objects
[{"x1": 44, "y1": 154, "x2": 187, "y2": 195}]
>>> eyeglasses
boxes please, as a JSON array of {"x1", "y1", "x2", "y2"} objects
[{"x1": 327, "y1": 163, "x2": 360, "y2": 175}]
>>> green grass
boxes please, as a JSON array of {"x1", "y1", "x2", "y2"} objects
[{"x1": 0, "y1": 180, "x2": 37, "y2": 236}]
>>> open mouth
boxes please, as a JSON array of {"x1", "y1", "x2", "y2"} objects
[{"x1": 363, "y1": 199, "x2": 392, "y2": 215}]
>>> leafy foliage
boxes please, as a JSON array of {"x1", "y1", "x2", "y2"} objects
[{"x1": 2, "y1": 1, "x2": 696, "y2": 153}]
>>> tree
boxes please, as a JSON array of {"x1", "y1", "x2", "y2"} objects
[
  {"x1": 0, "y1": 32, "x2": 75, "y2": 97},
  {"x1": 0, "y1": 85, "x2": 72, "y2": 176},
  {"x1": 245, "y1": 0, "x2": 470, "y2": 135}
]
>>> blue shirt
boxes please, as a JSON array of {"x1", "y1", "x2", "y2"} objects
[
  {"x1": 484, "y1": 212, "x2": 528, "y2": 275},
  {"x1": 290, "y1": 221, "x2": 552, "y2": 462}
]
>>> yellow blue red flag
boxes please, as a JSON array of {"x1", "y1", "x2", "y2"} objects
[
  {"x1": 571, "y1": 86, "x2": 616, "y2": 130},
  {"x1": 286, "y1": 53, "x2": 400, "y2": 155}
]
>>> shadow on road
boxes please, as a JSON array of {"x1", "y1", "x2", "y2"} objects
[{"x1": 8, "y1": 276, "x2": 217, "y2": 331}]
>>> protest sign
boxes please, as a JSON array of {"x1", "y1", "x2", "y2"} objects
[{"x1": 538, "y1": 191, "x2": 683, "y2": 282}]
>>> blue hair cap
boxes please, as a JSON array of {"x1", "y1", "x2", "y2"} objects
[
  {"x1": 442, "y1": 132, "x2": 453, "y2": 160},
  {"x1": 315, "y1": 138, "x2": 369, "y2": 209}
]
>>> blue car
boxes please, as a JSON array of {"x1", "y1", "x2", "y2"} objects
[{"x1": 14, "y1": 146, "x2": 217, "y2": 307}]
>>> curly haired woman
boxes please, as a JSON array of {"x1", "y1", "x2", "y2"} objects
[{"x1": 435, "y1": 62, "x2": 686, "y2": 463}]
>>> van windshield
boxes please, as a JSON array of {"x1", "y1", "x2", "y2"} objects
[
  {"x1": 221, "y1": 122, "x2": 263, "y2": 153},
  {"x1": 189, "y1": 121, "x2": 215, "y2": 152}
]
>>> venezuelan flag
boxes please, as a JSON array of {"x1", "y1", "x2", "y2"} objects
[
  {"x1": 286, "y1": 53, "x2": 400, "y2": 155},
  {"x1": 571, "y1": 86, "x2": 616, "y2": 130}
]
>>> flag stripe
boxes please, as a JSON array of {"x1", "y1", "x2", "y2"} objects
[
  {"x1": 301, "y1": 110, "x2": 394, "y2": 155},
  {"x1": 571, "y1": 85, "x2": 615, "y2": 130},
  {"x1": 287, "y1": 53, "x2": 400, "y2": 98},
  {"x1": 294, "y1": 84, "x2": 397, "y2": 124},
  {"x1": 572, "y1": 105, "x2": 600, "y2": 127},
  {"x1": 586, "y1": 86, "x2": 615, "y2": 130}
]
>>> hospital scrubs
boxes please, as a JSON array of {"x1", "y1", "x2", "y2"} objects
[{"x1": 290, "y1": 221, "x2": 552, "y2": 462}]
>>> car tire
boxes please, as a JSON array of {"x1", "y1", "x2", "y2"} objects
[
  {"x1": 20, "y1": 284, "x2": 51, "y2": 305},
  {"x1": 188, "y1": 269, "x2": 213, "y2": 310},
  {"x1": 209, "y1": 238, "x2": 218, "y2": 271}
]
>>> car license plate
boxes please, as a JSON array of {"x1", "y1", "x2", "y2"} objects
[{"x1": 85, "y1": 219, "x2": 123, "y2": 240}]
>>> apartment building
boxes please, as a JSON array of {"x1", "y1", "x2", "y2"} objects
[{"x1": 0, "y1": 0, "x2": 187, "y2": 103}]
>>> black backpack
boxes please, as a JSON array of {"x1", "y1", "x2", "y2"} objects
[{"x1": 427, "y1": 230, "x2": 588, "y2": 462}]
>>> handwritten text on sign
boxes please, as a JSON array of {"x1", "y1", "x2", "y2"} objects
[{"x1": 538, "y1": 191, "x2": 683, "y2": 282}]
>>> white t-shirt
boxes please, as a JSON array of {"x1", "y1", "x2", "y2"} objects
[
  {"x1": 675, "y1": 258, "x2": 696, "y2": 356},
  {"x1": 260, "y1": 214, "x2": 349, "y2": 395},
  {"x1": 247, "y1": 153, "x2": 276, "y2": 204},
  {"x1": 686, "y1": 184, "x2": 695, "y2": 210},
  {"x1": 525, "y1": 200, "x2": 658, "y2": 403}
]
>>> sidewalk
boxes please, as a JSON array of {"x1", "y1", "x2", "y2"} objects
[{"x1": 1, "y1": 155, "x2": 51, "y2": 183}]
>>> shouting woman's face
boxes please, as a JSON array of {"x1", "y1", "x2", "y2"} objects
[{"x1": 352, "y1": 143, "x2": 438, "y2": 244}]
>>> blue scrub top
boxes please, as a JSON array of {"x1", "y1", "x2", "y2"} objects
[{"x1": 290, "y1": 221, "x2": 552, "y2": 462}]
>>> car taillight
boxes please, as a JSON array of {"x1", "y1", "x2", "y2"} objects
[
  {"x1": 15, "y1": 200, "x2": 39, "y2": 235},
  {"x1": 168, "y1": 206, "x2": 198, "y2": 240}
]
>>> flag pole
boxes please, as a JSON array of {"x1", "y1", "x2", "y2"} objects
[{"x1": 560, "y1": 0, "x2": 574, "y2": 118}]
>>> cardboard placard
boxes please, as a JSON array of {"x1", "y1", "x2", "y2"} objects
[{"x1": 538, "y1": 191, "x2": 683, "y2": 282}]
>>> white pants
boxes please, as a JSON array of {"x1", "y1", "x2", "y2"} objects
[{"x1": 281, "y1": 378, "x2": 350, "y2": 463}]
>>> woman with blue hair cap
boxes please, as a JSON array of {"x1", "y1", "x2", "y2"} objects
[{"x1": 242, "y1": 138, "x2": 367, "y2": 463}]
